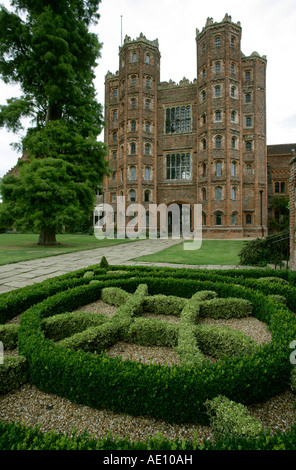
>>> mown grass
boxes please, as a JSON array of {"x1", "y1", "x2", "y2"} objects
[
  {"x1": 0, "y1": 233, "x2": 135, "y2": 265},
  {"x1": 134, "y1": 239, "x2": 246, "y2": 265}
]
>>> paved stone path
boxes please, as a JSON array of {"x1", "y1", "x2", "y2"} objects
[{"x1": 0, "y1": 237, "x2": 254, "y2": 294}]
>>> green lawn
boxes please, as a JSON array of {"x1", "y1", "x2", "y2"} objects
[
  {"x1": 134, "y1": 239, "x2": 246, "y2": 266},
  {"x1": 0, "y1": 233, "x2": 135, "y2": 265}
]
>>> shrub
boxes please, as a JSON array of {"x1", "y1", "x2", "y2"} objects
[
  {"x1": 194, "y1": 324, "x2": 259, "y2": 359},
  {"x1": 0, "y1": 356, "x2": 28, "y2": 394},
  {"x1": 198, "y1": 298, "x2": 253, "y2": 319},
  {"x1": 134, "y1": 284, "x2": 149, "y2": 296},
  {"x1": 268, "y1": 294, "x2": 287, "y2": 305},
  {"x1": 258, "y1": 277, "x2": 290, "y2": 285},
  {"x1": 123, "y1": 317, "x2": 179, "y2": 348},
  {"x1": 83, "y1": 271, "x2": 94, "y2": 279},
  {"x1": 0, "y1": 324, "x2": 19, "y2": 350},
  {"x1": 143, "y1": 295, "x2": 187, "y2": 316},
  {"x1": 205, "y1": 395, "x2": 263, "y2": 438},
  {"x1": 58, "y1": 321, "x2": 120, "y2": 353},
  {"x1": 99, "y1": 256, "x2": 109, "y2": 269},
  {"x1": 41, "y1": 311, "x2": 108, "y2": 341},
  {"x1": 192, "y1": 291, "x2": 218, "y2": 302},
  {"x1": 101, "y1": 287, "x2": 131, "y2": 306}
]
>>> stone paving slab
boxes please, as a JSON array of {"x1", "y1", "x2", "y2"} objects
[
  {"x1": 0, "y1": 237, "x2": 259, "y2": 295},
  {"x1": 0, "y1": 238, "x2": 182, "y2": 293}
]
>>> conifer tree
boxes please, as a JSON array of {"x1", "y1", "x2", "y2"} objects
[{"x1": 0, "y1": 0, "x2": 108, "y2": 244}]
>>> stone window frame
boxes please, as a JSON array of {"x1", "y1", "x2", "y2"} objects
[
  {"x1": 215, "y1": 135, "x2": 222, "y2": 149},
  {"x1": 202, "y1": 211, "x2": 207, "y2": 226},
  {"x1": 246, "y1": 213, "x2": 252, "y2": 224},
  {"x1": 246, "y1": 164, "x2": 252, "y2": 174},
  {"x1": 165, "y1": 105, "x2": 192, "y2": 135},
  {"x1": 245, "y1": 116, "x2": 252, "y2": 128},
  {"x1": 129, "y1": 166, "x2": 136, "y2": 181},
  {"x1": 231, "y1": 110, "x2": 237, "y2": 123},
  {"x1": 215, "y1": 186, "x2": 223, "y2": 201},
  {"x1": 216, "y1": 161, "x2": 222, "y2": 176},
  {"x1": 215, "y1": 109, "x2": 222, "y2": 122},
  {"x1": 144, "y1": 166, "x2": 151, "y2": 181},
  {"x1": 129, "y1": 189, "x2": 136, "y2": 202},
  {"x1": 144, "y1": 189, "x2": 151, "y2": 202},
  {"x1": 245, "y1": 93, "x2": 252, "y2": 103},
  {"x1": 231, "y1": 187, "x2": 237, "y2": 200},
  {"x1": 214, "y1": 85, "x2": 222, "y2": 98},
  {"x1": 202, "y1": 162, "x2": 207, "y2": 177},
  {"x1": 214, "y1": 61, "x2": 221, "y2": 73},
  {"x1": 274, "y1": 181, "x2": 286, "y2": 194},
  {"x1": 232, "y1": 212, "x2": 237, "y2": 226},
  {"x1": 131, "y1": 75, "x2": 137, "y2": 86},
  {"x1": 215, "y1": 211, "x2": 223, "y2": 225},
  {"x1": 215, "y1": 36, "x2": 221, "y2": 48},
  {"x1": 144, "y1": 143, "x2": 151, "y2": 155},
  {"x1": 245, "y1": 71, "x2": 251, "y2": 81},
  {"x1": 245, "y1": 141, "x2": 252, "y2": 152},
  {"x1": 165, "y1": 152, "x2": 191, "y2": 181},
  {"x1": 231, "y1": 161, "x2": 237, "y2": 177}
]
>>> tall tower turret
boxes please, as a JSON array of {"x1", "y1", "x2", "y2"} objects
[{"x1": 104, "y1": 33, "x2": 160, "y2": 230}]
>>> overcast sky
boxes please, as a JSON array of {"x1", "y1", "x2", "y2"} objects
[{"x1": 0, "y1": 0, "x2": 296, "y2": 178}]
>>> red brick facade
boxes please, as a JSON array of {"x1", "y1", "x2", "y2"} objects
[
  {"x1": 103, "y1": 15, "x2": 270, "y2": 238},
  {"x1": 289, "y1": 150, "x2": 296, "y2": 270}
]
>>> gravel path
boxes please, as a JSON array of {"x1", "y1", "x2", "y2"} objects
[{"x1": 1, "y1": 298, "x2": 295, "y2": 445}]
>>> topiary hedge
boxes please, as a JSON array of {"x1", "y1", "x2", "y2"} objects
[{"x1": 12, "y1": 271, "x2": 296, "y2": 426}]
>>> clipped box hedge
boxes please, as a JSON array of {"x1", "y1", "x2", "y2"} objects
[
  {"x1": 0, "y1": 356, "x2": 28, "y2": 394},
  {"x1": 194, "y1": 324, "x2": 259, "y2": 359},
  {"x1": 0, "y1": 324, "x2": 19, "y2": 350},
  {"x1": 15, "y1": 272, "x2": 296, "y2": 425},
  {"x1": 205, "y1": 395, "x2": 263, "y2": 439},
  {"x1": 41, "y1": 311, "x2": 108, "y2": 342}
]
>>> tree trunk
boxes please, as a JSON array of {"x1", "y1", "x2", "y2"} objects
[{"x1": 37, "y1": 227, "x2": 59, "y2": 245}]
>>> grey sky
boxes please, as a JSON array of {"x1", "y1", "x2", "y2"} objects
[{"x1": 0, "y1": 0, "x2": 296, "y2": 178}]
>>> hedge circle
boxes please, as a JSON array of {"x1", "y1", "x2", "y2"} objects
[{"x1": 16, "y1": 270, "x2": 296, "y2": 425}]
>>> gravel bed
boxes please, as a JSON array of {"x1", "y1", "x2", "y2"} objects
[{"x1": 1, "y1": 298, "x2": 295, "y2": 445}]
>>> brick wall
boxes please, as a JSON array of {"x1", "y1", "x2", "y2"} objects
[{"x1": 289, "y1": 150, "x2": 296, "y2": 270}]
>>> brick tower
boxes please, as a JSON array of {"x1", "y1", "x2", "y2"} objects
[
  {"x1": 104, "y1": 34, "x2": 160, "y2": 232},
  {"x1": 103, "y1": 15, "x2": 268, "y2": 239},
  {"x1": 195, "y1": 14, "x2": 267, "y2": 237}
]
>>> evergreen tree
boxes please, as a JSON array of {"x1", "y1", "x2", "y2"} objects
[{"x1": 0, "y1": 0, "x2": 108, "y2": 244}]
